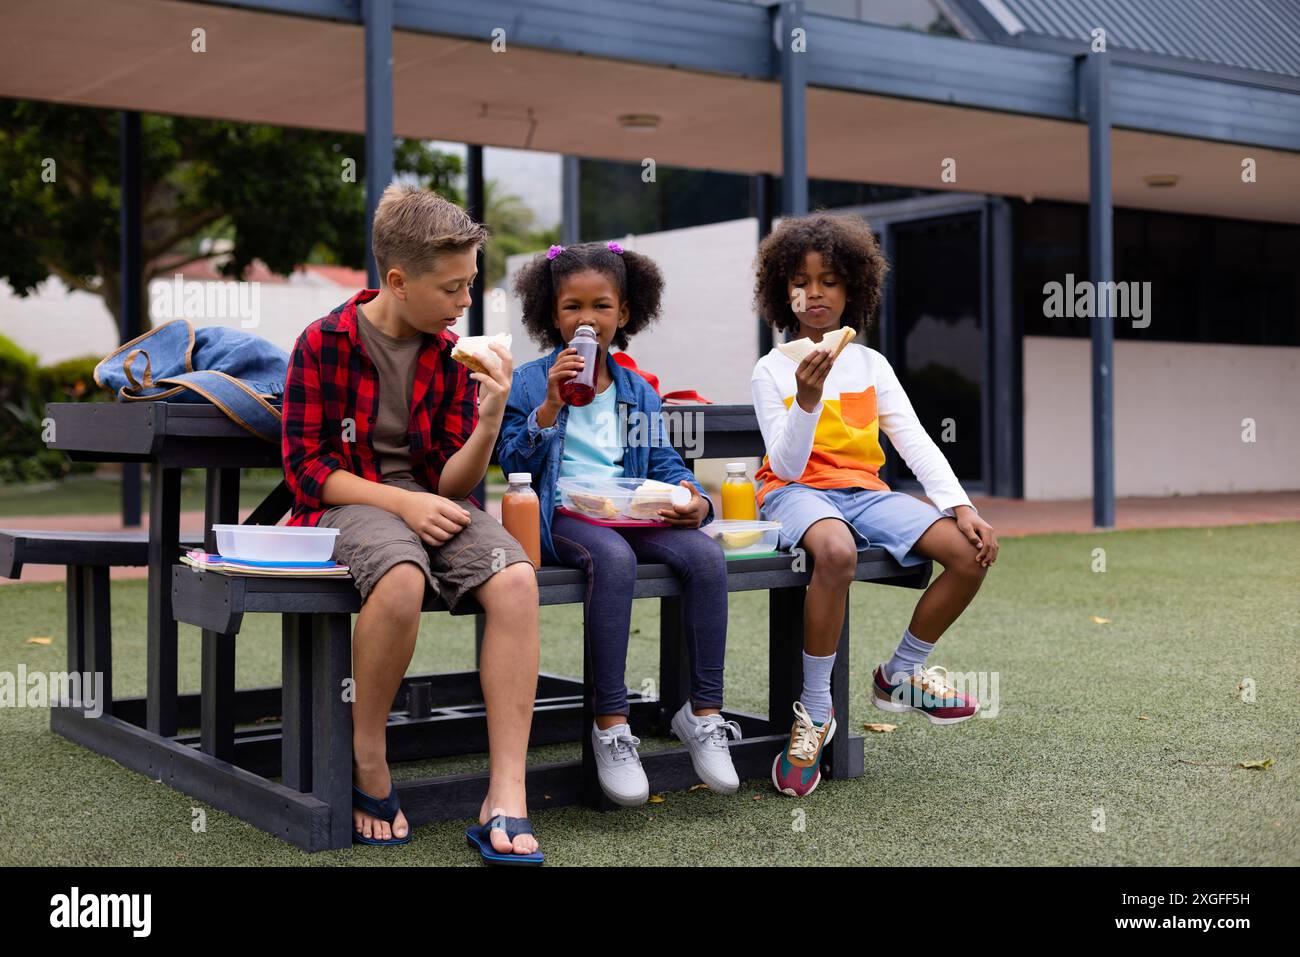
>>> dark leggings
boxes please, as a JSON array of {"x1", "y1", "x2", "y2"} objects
[{"x1": 550, "y1": 511, "x2": 729, "y2": 717}]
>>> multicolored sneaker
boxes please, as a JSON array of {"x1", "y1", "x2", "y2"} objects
[
  {"x1": 872, "y1": 664, "x2": 979, "y2": 725},
  {"x1": 771, "y1": 701, "x2": 836, "y2": 797}
]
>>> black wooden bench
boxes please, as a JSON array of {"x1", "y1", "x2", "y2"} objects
[
  {"x1": 161, "y1": 545, "x2": 930, "y2": 850},
  {"x1": 1, "y1": 528, "x2": 203, "y2": 711},
  {"x1": 40, "y1": 402, "x2": 934, "y2": 853}
]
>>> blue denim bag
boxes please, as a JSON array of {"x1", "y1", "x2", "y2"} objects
[{"x1": 93, "y1": 319, "x2": 288, "y2": 442}]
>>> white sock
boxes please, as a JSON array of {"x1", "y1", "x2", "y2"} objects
[
  {"x1": 799, "y1": 651, "x2": 836, "y2": 725},
  {"x1": 884, "y1": 628, "x2": 935, "y2": 683}
]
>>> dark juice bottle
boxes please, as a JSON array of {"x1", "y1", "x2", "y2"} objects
[{"x1": 559, "y1": 325, "x2": 599, "y2": 407}]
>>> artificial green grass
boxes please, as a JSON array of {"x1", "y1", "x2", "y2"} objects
[{"x1": 0, "y1": 523, "x2": 1296, "y2": 866}]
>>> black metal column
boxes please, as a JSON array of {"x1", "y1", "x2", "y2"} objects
[
  {"x1": 118, "y1": 111, "x2": 142, "y2": 528},
  {"x1": 1083, "y1": 52, "x2": 1115, "y2": 528},
  {"x1": 777, "y1": 2, "x2": 808, "y2": 219},
  {"x1": 561, "y1": 155, "x2": 580, "y2": 246},
  {"x1": 466, "y1": 144, "x2": 485, "y2": 338},
  {"x1": 754, "y1": 172, "x2": 776, "y2": 355},
  {"x1": 364, "y1": 0, "x2": 395, "y2": 289}
]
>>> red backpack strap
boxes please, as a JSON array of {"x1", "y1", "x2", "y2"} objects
[
  {"x1": 660, "y1": 390, "x2": 714, "y2": 405},
  {"x1": 611, "y1": 351, "x2": 660, "y2": 394}
]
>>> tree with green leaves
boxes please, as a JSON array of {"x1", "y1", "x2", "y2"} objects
[{"x1": 0, "y1": 101, "x2": 463, "y2": 334}]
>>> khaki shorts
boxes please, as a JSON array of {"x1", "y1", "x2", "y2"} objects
[{"x1": 317, "y1": 478, "x2": 531, "y2": 610}]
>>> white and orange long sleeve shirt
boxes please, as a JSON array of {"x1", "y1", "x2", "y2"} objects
[{"x1": 750, "y1": 342, "x2": 973, "y2": 514}]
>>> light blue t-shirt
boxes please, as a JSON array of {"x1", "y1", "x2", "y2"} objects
[{"x1": 555, "y1": 383, "x2": 624, "y2": 508}]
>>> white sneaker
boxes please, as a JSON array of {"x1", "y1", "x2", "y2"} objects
[
  {"x1": 591, "y1": 722, "x2": 649, "y2": 807},
  {"x1": 670, "y1": 702, "x2": 742, "y2": 794}
]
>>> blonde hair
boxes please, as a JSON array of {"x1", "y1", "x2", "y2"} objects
[{"x1": 371, "y1": 184, "x2": 487, "y2": 280}]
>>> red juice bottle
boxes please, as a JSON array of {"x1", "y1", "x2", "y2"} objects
[{"x1": 560, "y1": 325, "x2": 599, "y2": 407}]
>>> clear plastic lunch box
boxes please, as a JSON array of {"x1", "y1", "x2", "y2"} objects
[
  {"x1": 556, "y1": 477, "x2": 690, "y2": 522},
  {"x1": 700, "y1": 519, "x2": 783, "y2": 556}
]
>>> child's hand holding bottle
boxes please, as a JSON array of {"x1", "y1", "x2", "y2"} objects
[{"x1": 537, "y1": 347, "x2": 586, "y2": 427}]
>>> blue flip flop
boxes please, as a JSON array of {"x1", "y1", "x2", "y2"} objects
[
  {"x1": 466, "y1": 814, "x2": 545, "y2": 866},
  {"x1": 352, "y1": 784, "x2": 412, "y2": 846}
]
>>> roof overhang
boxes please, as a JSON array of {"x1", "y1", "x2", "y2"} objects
[{"x1": 2, "y1": 0, "x2": 1297, "y2": 223}]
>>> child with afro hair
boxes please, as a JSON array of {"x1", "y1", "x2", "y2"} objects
[{"x1": 751, "y1": 213, "x2": 999, "y2": 799}]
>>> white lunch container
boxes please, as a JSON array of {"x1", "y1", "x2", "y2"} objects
[
  {"x1": 700, "y1": 519, "x2": 782, "y2": 556},
  {"x1": 210, "y1": 524, "x2": 339, "y2": 563}
]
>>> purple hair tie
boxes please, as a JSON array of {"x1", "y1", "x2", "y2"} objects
[
  {"x1": 547, "y1": 244, "x2": 565, "y2": 260},
  {"x1": 606, "y1": 241, "x2": 624, "y2": 255}
]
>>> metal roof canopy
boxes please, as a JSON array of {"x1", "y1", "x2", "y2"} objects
[
  {"x1": 945, "y1": 0, "x2": 1300, "y2": 85},
  {"x1": 2, "y1": 0, "x2": 1297, "y2": 225}
]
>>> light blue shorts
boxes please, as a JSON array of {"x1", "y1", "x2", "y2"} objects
[{"x1": 759, "y1": 484, "x2": 947, "y2": 568}]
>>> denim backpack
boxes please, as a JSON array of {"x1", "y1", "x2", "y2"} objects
[{"x1": 93, "y1": 319, "x2": 288, "y2": 442}]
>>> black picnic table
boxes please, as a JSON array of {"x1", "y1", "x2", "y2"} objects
[{"x1": 42, "y1": 400, "x2": 926, "y2": 850}]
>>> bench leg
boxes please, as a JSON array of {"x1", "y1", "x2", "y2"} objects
[
  {"x1": 656, "y1": 595, "x2": 690, "y2": 733},
  {"x1": 82, "y1": 565, "x2": 113, "y2": 715},
  {"x1": 146, "y1": 465, "x2": 182, "y2": 736},
  {"x1": 768, "y1": 586, "x2": 804, "y2": 732},
  {"x1": 65, "y1": 566, "x2": 86, "y2": 677},
  {"x1": 64, "y1": 565, "x2": 111, "y2": 713},
  {"x1": 200, "y1": 630, "x2": 236, "y2": 761},
  {"x1": 312, "y1": 612, "x2": 353, "y2": 849},
  {"x1": 281, "y1": 613, "x2": 313, "y2": 791},
  {"x1": 823, "y1": 596, "x2": 855, "y2": 779}
]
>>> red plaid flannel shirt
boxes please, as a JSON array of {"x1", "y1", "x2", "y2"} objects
[{"x1": 281, "y1": 289, "x2": 478, "y2": 526}]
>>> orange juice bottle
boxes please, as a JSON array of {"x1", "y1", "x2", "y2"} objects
[
  {"x1": 501, "y1": 472, "x2": 541, "y2": 568},
  {"x1": 720, "y1": 462, "x2": 757, "y2": 520}
]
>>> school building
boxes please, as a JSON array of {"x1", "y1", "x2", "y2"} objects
[{"x1": 2, "y1": 0, "x2": 1297, "y2": 519}]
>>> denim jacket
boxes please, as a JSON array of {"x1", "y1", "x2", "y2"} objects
[{"x1": 497, "y1": 345, "x2": 713, "y2": 565}]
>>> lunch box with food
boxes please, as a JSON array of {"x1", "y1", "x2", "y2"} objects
[
  {"x1": 556, "y1": 477, "x2": 690, "y2": 523},
  {"x1": 700, "y1": 519, "x2": 783, "y2": 557}
]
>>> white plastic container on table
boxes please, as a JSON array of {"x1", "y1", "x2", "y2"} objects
[{"x1": 210, "y1": 524, "x2": 340, "y2": 563}]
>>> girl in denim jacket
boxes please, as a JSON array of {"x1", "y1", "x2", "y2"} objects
[{"x1": 498, "y1": 241, "x2": 740, "y2": 807}]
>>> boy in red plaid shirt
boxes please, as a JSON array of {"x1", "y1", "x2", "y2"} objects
[{"x1": 283, "y1": 185, "x2": 542, "y2": 860}]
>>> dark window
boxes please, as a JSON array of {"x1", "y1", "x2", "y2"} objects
[
  {"x1": 578, "y1": 159, "x2": 928, "y2": 239},
  {"x1": 890, "y1": 213, "x2": 984, "y2": 484},
  {"x1": 1014, "y1": 200, "x2": 1300, "y2": 347}
]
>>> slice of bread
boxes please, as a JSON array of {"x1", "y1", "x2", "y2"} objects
[
  {"x1": 451, "y1": 332, "x2": 513, "y2": 375},
  {"x1": 776, "y1": 326, "x2": 856, "y2": 365}
]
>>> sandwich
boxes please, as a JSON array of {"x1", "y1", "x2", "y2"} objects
[
  {"x1": 776, "y1": 326, "x2": 856, "y2": 365},
  {"x1": 450, "y1": 332, "x2": 513, "y2": 375},
  {"x1": 626, "y1": 479, "x2": 690, "y2": 520},
  {"x1": 569, "y1": 492, "x2": 620, "y2": 520}
]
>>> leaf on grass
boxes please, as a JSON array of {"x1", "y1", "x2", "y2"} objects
[
  {"x1": 647, "y1": 794, "x2": 666, "y2": 804},
  {"x1": 1237, "y1": 758, "x2": 1273, "y2": 770},
  {"x1": 1090, "y1": 616, "x2": 1111, "y2": 625},
  {"x1": 1138, "y1": 715, "x2": 1149, "y2": 721},
  {"x1": 688, "y1": 783, "x2": 710, "y2": 792},
  {"x1": 863, "y1": 722, "x2": 898, "y2": 733},
  {"x1": 25, "y1": 636, "x2": 53, "y2": 645}
]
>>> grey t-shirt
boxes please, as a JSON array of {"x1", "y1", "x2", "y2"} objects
[{"x1": 356, "y1": 304, "x2": 422, "y2": 484}]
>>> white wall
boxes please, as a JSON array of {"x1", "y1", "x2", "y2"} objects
[
  {"x1": 1023, "y1": 336, "x2": 1300, "y2": 499},
  {"x1": 0, "y1": 275, "x2": 357, "y2": 364}
]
